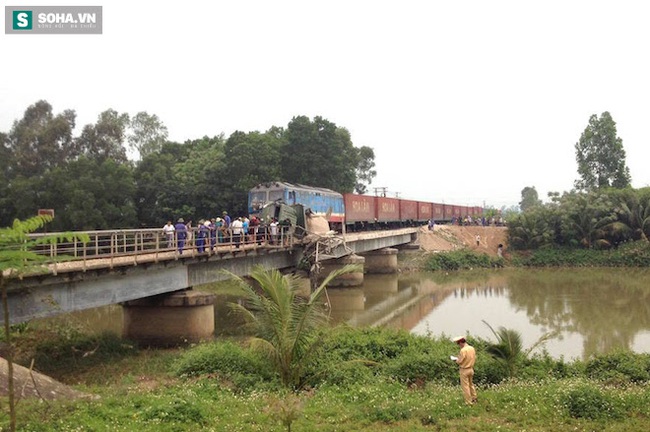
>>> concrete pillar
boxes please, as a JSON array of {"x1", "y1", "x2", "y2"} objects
[
  {"x1": 319, "y1": 254, "x2": 365, "y2": 287},
  {"x1": 363, "y1": 247, "x2": 399, "y2": 274},
  {"x1": 122, "y1": 290, "x2": 215, "y2": 346}
]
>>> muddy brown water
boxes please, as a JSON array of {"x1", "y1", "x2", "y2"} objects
[{"x1": 40, "y1": 268, "x2": 650, "y2": 361}]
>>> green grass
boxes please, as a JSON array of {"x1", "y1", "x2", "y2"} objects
[{"x1": 3, "y1": 327, "x2": 650, "y2": 431}]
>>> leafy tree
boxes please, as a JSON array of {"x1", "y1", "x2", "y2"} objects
[
  {"x1": 134, "y1": 146, "x2": 181, "y2": 226},
  {"x1": 223, "y1": 129, "x2": 284, "y2": 215},
  {"x1": 6, "y1": 100, "x2": 77, "y2": 178},
  {"x1": 39, "y1": 157, "x2": 137, "y2": 230},
  {"x1": 575, "y1": 112, "x2": 631, "y2": 191},
  {"x1": 128, "y1": 112, "x2": 169, "y2": 159},
  {"x1": 0, "y1": 132, "x2": 13, "y2": 226},
  {"x1": 282, "y1": 116, "x2": 368, "y2": 193},
  {"x1": 353, "y1": 146, "x2": 376, "y2": 194},
  {"x1": 228, "y1": 265, "x2": 360, "y2": 389},
  {"x1": 519, "y1": 186, "x2": 542, "y2": 212},
  {"x1": 3, "y1": 176, "x2": 43, "y2": 226},
  {"x1": 75, "y1": 109, "x2": 130, "y2": 163},
  {"x1": 171, "y1": 136, "x2": 228, "y2": 219}
]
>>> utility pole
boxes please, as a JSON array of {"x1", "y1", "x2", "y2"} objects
[{"x1": 373, "y1": 187, "x2": 387, "y2": 197}]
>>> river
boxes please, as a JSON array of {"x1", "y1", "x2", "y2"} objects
[{"x1": 41, "y1": 268, "x2": 650, "y2": 361}]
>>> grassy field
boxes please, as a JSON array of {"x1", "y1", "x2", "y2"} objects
[{"x1": 2, "y1": 326, "x2": 650, "y2": 431}]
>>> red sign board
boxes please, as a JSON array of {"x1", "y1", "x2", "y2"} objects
[{"x1": 38, "y1": 209, "x2": 55, "y2": 218}]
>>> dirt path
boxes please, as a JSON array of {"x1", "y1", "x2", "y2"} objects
[{"x1": 416, "y1": 225, "x2": 507, "y2": 256}]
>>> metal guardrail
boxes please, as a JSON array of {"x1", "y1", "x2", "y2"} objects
[{"x1": 20, "y1": 226, "x2": 296, "y2": 274}]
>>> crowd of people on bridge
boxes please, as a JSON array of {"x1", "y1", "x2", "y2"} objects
[{"x1": 162, "y1": 211, "x2": 291, "y2": 254}]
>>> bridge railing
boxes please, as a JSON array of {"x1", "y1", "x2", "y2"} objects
[{"x1": 20, "y1": 226, "x2": 296, "y2": 273}]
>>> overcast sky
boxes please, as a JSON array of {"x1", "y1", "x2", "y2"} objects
[{"x1": 2, "y1": 1, "x2": 649, "y2": 209}]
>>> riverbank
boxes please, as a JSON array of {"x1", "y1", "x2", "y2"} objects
[
  {"x1": 407, "y1": 225, "x2": 650, "y2": 271},
  {"x1": 416, "y1": 225, "x2": 508, "y2": 257},
  {"x1": 2, "y1": 327, "x2": 650, "y2": 431},
  {"x1": 399, "y1": 225, "x2": 507, "y2": 272}
]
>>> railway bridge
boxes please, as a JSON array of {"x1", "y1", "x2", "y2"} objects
[{"x1": 1, "y1": 227, "x2": 418, "y2": 344}]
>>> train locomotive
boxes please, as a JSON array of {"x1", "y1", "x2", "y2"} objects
[{"x1": 248, "y1": 181, "x2": 483, "y2": 232}]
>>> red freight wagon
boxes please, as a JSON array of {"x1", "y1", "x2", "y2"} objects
[
  {"x1": 432, "y1": 203, "x2": 444, "y2": 220},
  {"x1": 376, "y1": 197, "x2": 400, "y2": 222},
  {"x1": 417, "y1": 201, "x2": 433, "y2": 221},
  {"x1": 343, "y1": 193, "x2": 376, "y2": 223},
  {"x1": 399, "y1": 199, "x2": 418, "y2": 221}
]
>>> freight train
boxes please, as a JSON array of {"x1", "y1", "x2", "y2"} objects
[{"x1": 248, "y1": 182, "x2": 483, "y2": 232}]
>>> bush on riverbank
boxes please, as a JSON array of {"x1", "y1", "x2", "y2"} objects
[
  {"x1": 424, "y1": 250, "x2": 505, "y2": 271},
  {"x1": 509, "y1": 240, "x2": 650, "y2": 267},
  {"x1": 419, "y1": 240, "x2": 650, "y2": 270}
]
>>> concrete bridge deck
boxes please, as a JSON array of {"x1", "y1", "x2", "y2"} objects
[{"x1": 2, "y1": 227, "x2": 418, "y2": 324}]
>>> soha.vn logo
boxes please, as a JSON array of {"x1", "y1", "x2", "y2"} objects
[{"x1": 13, "y1": 11, "x2": 33, "y2": 30}]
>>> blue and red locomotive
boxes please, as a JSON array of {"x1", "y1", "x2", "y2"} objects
[{"x1": 248, "y1": 181, "x2": 483, "y2": 231}]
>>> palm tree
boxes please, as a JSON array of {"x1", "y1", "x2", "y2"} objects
[
  {"x1": 227, "y1": 264, "x2": 360, "y2": 389},
  {"x1": 482, "y1": 320, "x2": 559, "y2": 379},
  {"x1": 482, "y1": 320, "x2": 523, "y2": 378},
  {"x1": 616, "y1": 195, "x2": 650, "y2": 242},
  {"x1": 508, "y1": 210, "x2": 551, "y2": 250}
]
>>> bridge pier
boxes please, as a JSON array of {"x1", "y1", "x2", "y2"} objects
[
  {"x1": 362, "y1": 248, "x2": 399, "y2": 274},
  {"x1": 319, "y1": 254, "x2": 365, "y2": 287},
  {"x1": 122, "y1": 290, "x2": 215, "y2": 346}
]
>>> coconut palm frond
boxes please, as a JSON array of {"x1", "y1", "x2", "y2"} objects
[
  {"x1": 223, "y1": 265, "x2": 360, "y2": 388},
  {"x1": 482, "y1": 320, "x2": 524, "y2": 378}
]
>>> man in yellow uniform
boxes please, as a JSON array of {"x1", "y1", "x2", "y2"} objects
[{"x1": 452, "y1": 336, "x2": 477, "y2": 405}]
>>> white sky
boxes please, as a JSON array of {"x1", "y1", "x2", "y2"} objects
[{"x1": 2, "y1": 0, "x2": 650, "y2": 209}]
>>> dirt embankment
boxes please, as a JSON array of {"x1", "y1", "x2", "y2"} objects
[
  {"x1": 0, "y1": 357, "x2": 98, "y2": 401},
  {"x1": 416, "y1": 225, "x2": 508, "y2": 256}
]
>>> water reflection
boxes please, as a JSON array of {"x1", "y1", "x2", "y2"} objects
[
  {"x1": 407, "y1": 269, "x2": 650, "y2": 360},
  {"x1": 31, "y1": 268, "x2": 650, "y2": 360}
]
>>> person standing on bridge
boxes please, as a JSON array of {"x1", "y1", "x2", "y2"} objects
[
  {"x1": 162, "y1": 220, "x2": 175, "y2": 248},
  {"x1": 231, "y1": 217, "x2": 244, "y2": 248},
  {"x1": 175, "y1": 218, "x2": 187, "y2": 254},
  {"x1": 196, "y1": 220, "x2": 209, "y2": 253}
]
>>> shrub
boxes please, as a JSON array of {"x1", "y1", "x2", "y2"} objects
[
  {"x1": 561, "y1": 384, "x2": 624, "y2": 420},
  {"x1": 510, "y1": 241, "x2": 650, "y2": 268},
  {"x1": 173, "y1": 340, "x2": 276, "y2": 390},
  {"x1": 425, "y1": 250, "x2": 502, "y2": 271},
  {"x1": 318, "y1": 327, "x2": 415, "y2": 363},
  {"x1": 586, "y1": 351, "x2": 650, "y2": 384},
  {"x1": 520, "y1": 352, "x2": 579, "y2": 380},
  {"x1": 383, "y1": 351, "x2": 453, "y2": 385},
  {"x1": 306, "y1": 360, "x2": 377, "y2": 388},
  {"x1": 141, "y1": 397, "x2": 206, "y2": 425}
]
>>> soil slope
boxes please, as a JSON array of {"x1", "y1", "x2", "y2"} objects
[
  {"x1": 0, "y1": 357, "x2": 97, "y2": 401},
  {"x1": 416, "y1": 225, "x2": 507, "y2": 257}
]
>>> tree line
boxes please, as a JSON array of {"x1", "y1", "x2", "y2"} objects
[
  {"x1": 0, "y1": 100, "x2": 376, "y2": 232},
  {"x1": 509, "y1": 112, "x2": 650, "y2": 250}
]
